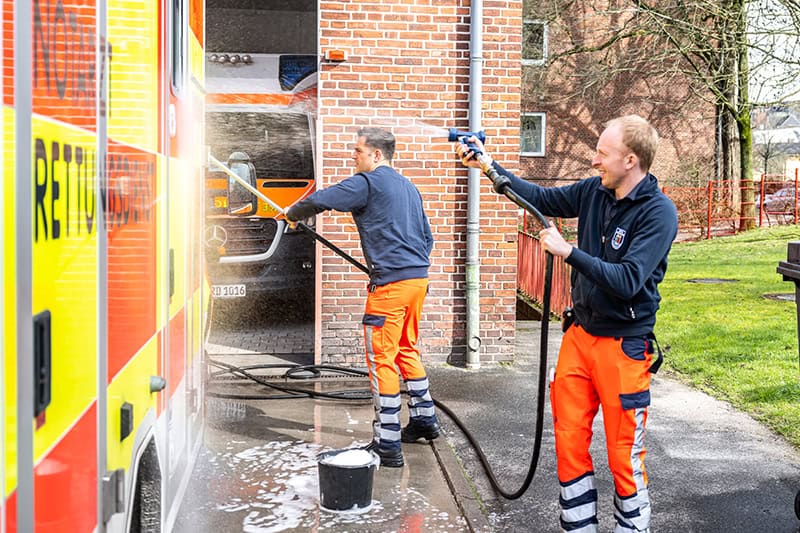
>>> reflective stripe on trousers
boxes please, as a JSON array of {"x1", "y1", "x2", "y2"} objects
[
  {"x1": 552, "y1": 324, "x2": 653, "y2": 532},
  {"x1": 559, "y1": 471, "x2": 598, "y2": 532},
  {"x1": 405, "y1": 376, "x2": 435, "y2": 420}
]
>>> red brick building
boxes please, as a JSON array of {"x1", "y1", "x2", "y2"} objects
[
  {"x1": 518, "y1": 2, "x2": 716, "y2": 186},
  {"x1": 315, "y1": 1, "x2": 524, "y2": 365}
]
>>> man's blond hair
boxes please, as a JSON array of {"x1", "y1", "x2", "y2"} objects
[{"x1": 607, "y1": 115, "x2": 659, "y2": 173}]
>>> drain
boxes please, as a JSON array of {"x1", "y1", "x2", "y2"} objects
[
  {"x1": 686, "y1": 278, "x2": 738, "y2": 284},
  {"x1": 762, "y1": 293, "x2": 796, "y2": 302}
]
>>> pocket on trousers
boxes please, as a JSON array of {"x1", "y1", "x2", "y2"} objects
[
  {"x1": 619, "y1": 390, "x2": 650, "y2": 410},
  {"x1": 362, "y1": 314, "x2": 386, "y2": 327},
  {"x1": 620, "y1": 337, "x2": 647, "y2": 361}
]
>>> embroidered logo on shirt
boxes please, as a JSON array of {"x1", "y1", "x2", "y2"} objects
[{"x1": 612, "y1": 227, "x2": 626, "y2": 250}]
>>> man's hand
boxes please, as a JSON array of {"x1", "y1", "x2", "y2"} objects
[
  {"x1": 285, "y1": 211, "x2": 299, "y2": 229},
  {"x1": 454, "y1": 136, "x2": 486, "y2": 168},
  {"x1": 285, "y1": 205, "x2": 301, "y2": 229},
  {"x1": 538, "y1": 227, "x2": 573, "y2": 258}
]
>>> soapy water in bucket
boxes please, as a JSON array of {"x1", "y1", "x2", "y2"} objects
[
  {"x1": 319, "y1": 448, "x2": 375, "y2": 467},
  {"x1": 317, "y1": 447, "x2": 380, "y2": 513}
]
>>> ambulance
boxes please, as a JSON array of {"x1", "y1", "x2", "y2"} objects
[
  {"x1": 3, "y1": 0, "x2": 207, "y2": 529},
  {"x1": 204, "y1": 52, "x2": 318, "y2": 306}
]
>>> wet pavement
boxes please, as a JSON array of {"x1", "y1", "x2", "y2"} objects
[
  {"x1": 206, "y1": 298, "x2": 315, "y2": 360},
  {"x1": 177, "y1": 306, "x2": 800, "y2": 532},
  {"x1": 174, "y1": 298, "x2": 471, "y2": 532},
  {"x1": 173, "y1": 381, "x2": 470, "y2": 532}
]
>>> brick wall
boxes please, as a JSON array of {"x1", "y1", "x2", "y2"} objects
[{"x1": 317, "y1": 0, "x2": 523, "y2": 365}]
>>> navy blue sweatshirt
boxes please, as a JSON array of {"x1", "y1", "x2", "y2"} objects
[
  {"x1": 286, "y1": 166, "x2": 433, "y2": 286},
  {"x1": 493, "y1": 161, "x2": 678, "y2": 337}
]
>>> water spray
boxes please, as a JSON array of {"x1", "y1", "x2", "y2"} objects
[{"x1": 207, "y1": 152, "x2": 370, "y2": 274}]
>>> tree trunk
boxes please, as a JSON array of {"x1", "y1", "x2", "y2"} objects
[{"x1": 735, "y1": 0, "x2": 755, "y2": 230}]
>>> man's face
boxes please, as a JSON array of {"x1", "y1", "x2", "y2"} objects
[
  {"x1": 591, "y1": 124, "x2": 635, "y2": 191},
  {"x1": 352, "y1": 136, "x2": 378, "y2": 173}
]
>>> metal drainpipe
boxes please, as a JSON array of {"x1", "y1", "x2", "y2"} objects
[{"x1": 466, "y1": 0, "x2": 483, "y2": 369}]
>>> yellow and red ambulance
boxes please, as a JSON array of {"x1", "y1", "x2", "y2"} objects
[{"x1": 3, "y1": 0, "x2": 207, "y2": 529}]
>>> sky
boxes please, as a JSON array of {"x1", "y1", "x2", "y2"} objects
[{"x1": 748, "y1": 0, "x2": 800, "y2": 104}]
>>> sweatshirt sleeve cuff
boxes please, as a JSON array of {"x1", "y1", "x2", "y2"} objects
[{"x1": 564, "y1": 245, "x2": 594, "y2": 274}]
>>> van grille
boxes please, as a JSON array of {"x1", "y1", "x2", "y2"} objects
[{"x1": 215, "y1": 218, "x2": 278, "y2": 256}]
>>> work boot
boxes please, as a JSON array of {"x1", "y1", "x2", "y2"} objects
[
  {"x1": 374, "y1": 447, "x2": 404, "y2": 468},
  {"x1": 401, "y1": 419, "x2": 441, "y2": 443},
  {"x1": 364, "y1": 441, "x2": 404, "y2": 467}
]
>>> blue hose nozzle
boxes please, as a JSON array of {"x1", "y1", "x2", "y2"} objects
[{"x1": 448, "y1": 128, "x2": 486, "y2": 156}]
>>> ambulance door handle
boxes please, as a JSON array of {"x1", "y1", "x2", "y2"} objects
[
  {"x1": 33, "y1": 310, "x2": 52, "y2": 418},
  {"x1": 150, "y1": 375, "x2": 167, "y2": 393}
]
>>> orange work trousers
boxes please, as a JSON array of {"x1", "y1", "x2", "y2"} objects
[
  {"x1": 550, "y1": 324, "x2": 653, "y2": 533},
  {"x1": 362, "y1": 278, "x2": 433, "y2": 450}
]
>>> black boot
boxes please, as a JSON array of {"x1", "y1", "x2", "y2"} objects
[
  {"x1": 364, "y1": 441, "x2": 404, "y2": 467},
  {"x1": 401, "y1": 419, "x2": 441, "y2": 443},
  {"x1": 374, "y1": 447, "x2": 404, "y2": 467}
]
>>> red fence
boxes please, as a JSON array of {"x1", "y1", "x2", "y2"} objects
[
  {"x1": 663, "y1": 172, "x2": 799, "y2": 240},
  {"x1": 516, "y1": 171, "x2": 800, "y2": 316},
  {"x1": 517, "y1": 231, "x2": 572, "y2": 317}
]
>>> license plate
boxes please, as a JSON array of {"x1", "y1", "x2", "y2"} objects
[{"x1": 212, "y1": 284, "x2": 246, "y2": 298}]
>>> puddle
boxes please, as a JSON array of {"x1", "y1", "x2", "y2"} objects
[{"x1": 180, "y1": 440, "x2": 466, "y2": 532}]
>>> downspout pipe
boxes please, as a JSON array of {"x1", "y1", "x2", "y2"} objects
[{"x1": 466, "y1": 0, "x2": 483, "y2": 369}]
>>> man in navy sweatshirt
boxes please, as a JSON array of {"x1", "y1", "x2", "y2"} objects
[
  {"x1": 286, "y1": 127, "x2": 440, "y2": 468},
  {"x1": 457, "y1": 115, "x2": 677, "y2": 533}
]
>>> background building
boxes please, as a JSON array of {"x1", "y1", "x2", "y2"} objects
[{"x1": 518, "y1": 1, "x2": 717, "y2": 187}]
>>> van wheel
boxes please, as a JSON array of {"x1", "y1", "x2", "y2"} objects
[
  {"x1": 131, "y1": 439, "x2": 162, "y2": 532},
  {"x1": 795, "y1": 490, "x2": 800, "y2": 519}
]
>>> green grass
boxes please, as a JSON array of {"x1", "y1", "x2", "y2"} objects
[{"x1": 656, "y1": 225, "x2": 800, "y2": 447}]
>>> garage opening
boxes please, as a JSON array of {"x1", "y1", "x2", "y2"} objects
[{"x1": 204, "y1": 0, "x2": 317, "y2": 366}]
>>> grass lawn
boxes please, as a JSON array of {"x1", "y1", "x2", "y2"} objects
[{"x1": 656, "y1": 225, "x2": 800, "y2": 448}]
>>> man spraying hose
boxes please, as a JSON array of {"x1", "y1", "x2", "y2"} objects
[
  {"x1": 456, "y1": 115, "x2": 678, "y2": 533},
  {"x1": 286, "y1": 127, "x2": 441, "y2": 468}
]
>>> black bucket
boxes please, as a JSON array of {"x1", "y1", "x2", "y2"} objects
[{"x1": 317, "y1": 448, "x2": 379, "y2": 512}]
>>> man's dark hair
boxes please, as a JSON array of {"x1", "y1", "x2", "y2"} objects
[{"x1": 357, "y1": 127, "x2": 396, "y2": 162}]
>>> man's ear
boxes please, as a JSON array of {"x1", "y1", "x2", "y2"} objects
[{"x1": 626, "y1": 153, "x2": 638, "y2": 170}]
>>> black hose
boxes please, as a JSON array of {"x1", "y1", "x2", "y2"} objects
[
  {"x1": 463, "y1": 162, "x2": 553, "y2": 499},
  {"x1": 207, "y1": 359, "x2": 374, "y2": 401},
  {"x1": 296, "y1": 221, "x2": 370, "y2": 274}
]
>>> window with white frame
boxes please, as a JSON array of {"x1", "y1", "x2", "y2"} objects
[
  {"x1": 521, "y1": 113, "x2": 545, "y2": 156},
  {"x1": 522, "y1": 19, "x2": 547, "y2": 65}
]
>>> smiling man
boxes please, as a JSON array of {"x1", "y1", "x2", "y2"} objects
[{"x1": 456, "y1": 115, "x2": 678, "y2": 533}]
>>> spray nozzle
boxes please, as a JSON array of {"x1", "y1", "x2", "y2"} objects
[{"x1": 448, "y1": 128, "x2": 486, "y2": 157}]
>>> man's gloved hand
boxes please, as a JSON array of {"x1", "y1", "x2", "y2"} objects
[
  {"x1": 285, "y1": 206, "x2": 299, "y2": 229},
  {"x1": 491, "y1": 173, "x2": 511, "y2": 195}
]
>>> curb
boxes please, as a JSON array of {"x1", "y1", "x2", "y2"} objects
[{"x1": 431, "y1": 436, "x2": 493, "y2": 533}]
